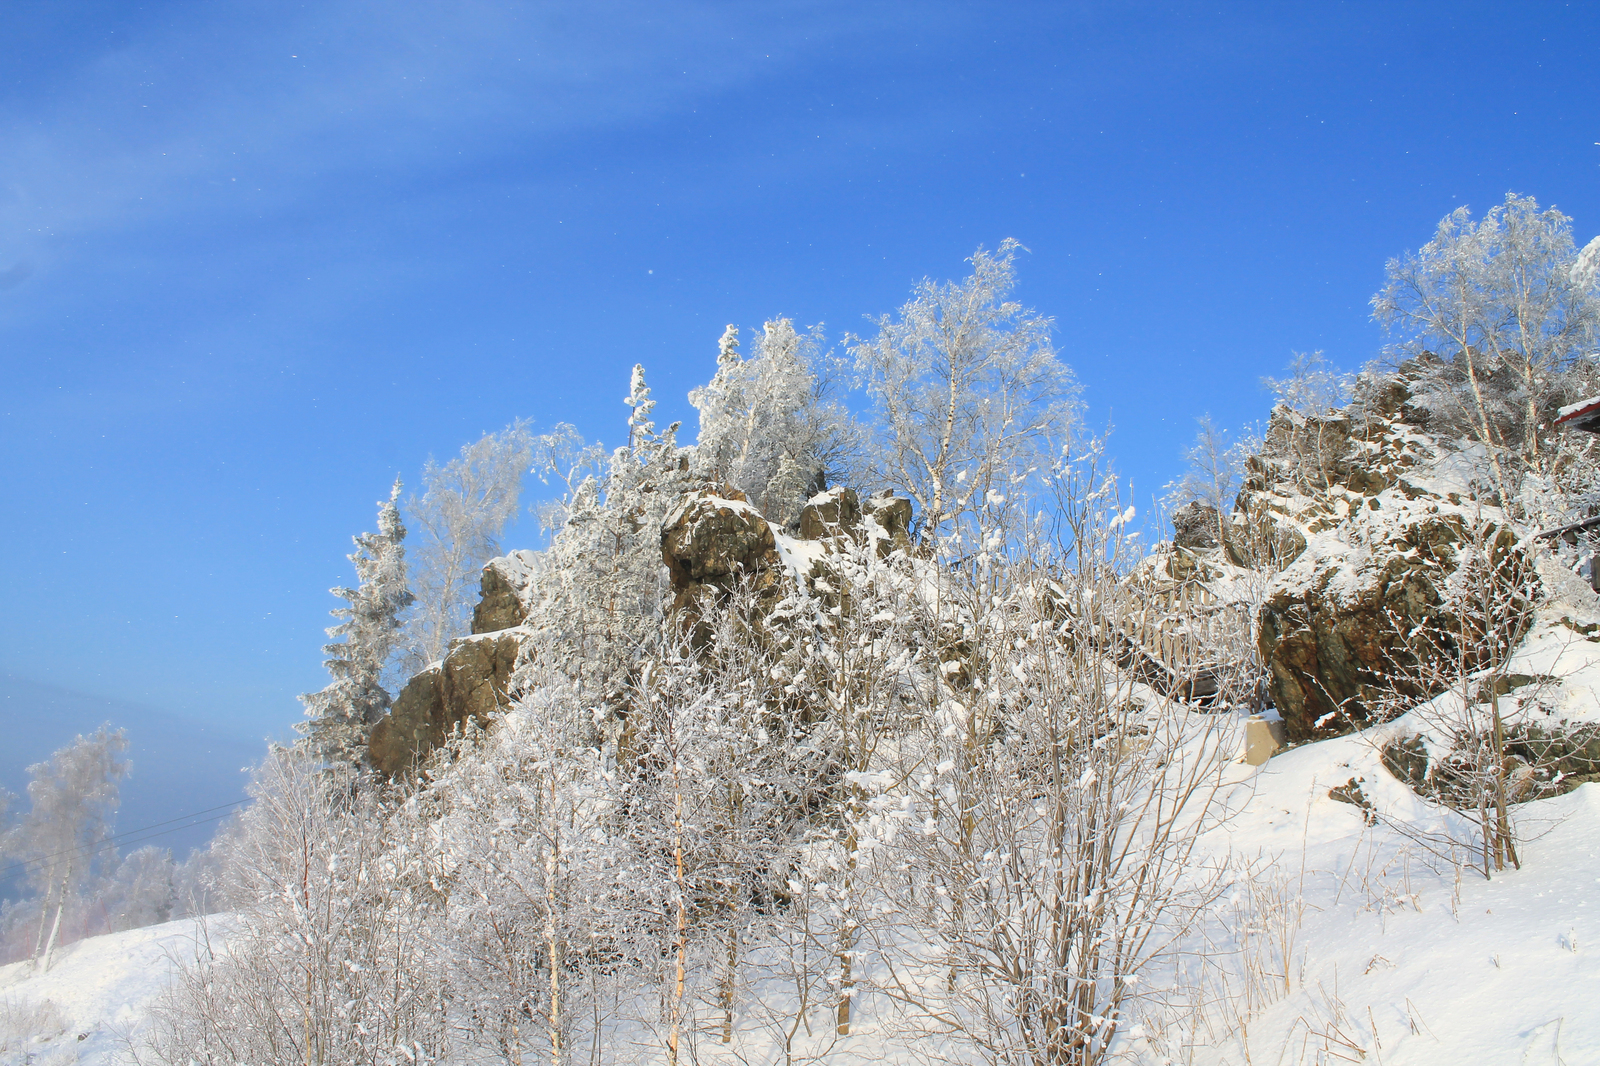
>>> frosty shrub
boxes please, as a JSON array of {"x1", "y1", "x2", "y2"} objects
[
  {"x1": 142, "y1": 750, "x2": 448, "y2": 1064},
  {"x1": 859, "y1": 445, "x2": 1235, "y2": 1066}
]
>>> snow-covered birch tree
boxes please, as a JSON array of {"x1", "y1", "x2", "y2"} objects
[
  {"x1": 853, "y1": 240, "x2": 1079, "y2": 548},
  {"x1": 399, "y1": 421, "x2": 535, "y2": 676},
  {"x1": 1372, "y1": 192, "x2": 1600, "y2": 497},
  {"x1": 1, "y1": 726, "x2": 128, "y2": 968}
]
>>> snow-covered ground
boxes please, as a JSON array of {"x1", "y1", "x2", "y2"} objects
[
  {"x1": 1172, "y1": 721, "x2": 1600, "y2": 1065},
  {"x1": 0, "y1": 915, "x2": 226, "y2": 1065},
  {"x1": 4, "y1": 732, "x2": 1597, "y2": 1065}
]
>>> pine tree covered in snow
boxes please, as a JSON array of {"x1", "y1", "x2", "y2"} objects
[{"x1": 298, "y1": 478, "x2": 415, "y2": 769}]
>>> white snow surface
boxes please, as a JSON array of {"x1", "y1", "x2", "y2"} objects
[
  {"x1": 1179, "y1": 721, "x2": 1600, "y2": 1065},
  {"x1": 0, "y1": 915, "x2": 231, "y2": 1065},
  {"x1": 11, "y1": 741, "x2": 1600, "y2": 1064}
]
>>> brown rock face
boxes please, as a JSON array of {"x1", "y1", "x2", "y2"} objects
[
  {"x1": 798, "y1": 488, "x2": 863, "y2": 541},
  {"x1": 1257, "y1": 515, "x2": 1530, "y2": 742},
  {"x1": 797, "y1": 487, "x2": 915, "y2": 557},
  {"x1": 471, "y1": 550, "x2": 539, "y2": 634},
  {"x1": 662, "y1": 491, "x2": 783, "y2": 588},
  {"x1": 1171, "y1": 502, "x2": 1221, "y2": 550},
  {"x1": 368, "y1": 629, "x2": 522, "y2": 776},
  {"x1": 662, "y1": 491, "x2": 786, "y2": 646},
  {"x1": 861, "y1": 491, "x2": 915, "y2": 556}
]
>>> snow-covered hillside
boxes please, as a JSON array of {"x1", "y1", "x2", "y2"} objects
[
  {"x1": 4, "y1": 735, "x2": 1596, "y2": 1065},
  {"x1": 0, "y1": 915, "x2": 229, "y2": 1065}
]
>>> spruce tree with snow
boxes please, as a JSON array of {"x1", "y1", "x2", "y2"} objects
[
  {"x1": 298, "y1": 478, "x2": 415, "y2": 769},
  {"x1": 625, "y1": 361, "x2": 657, "y2": 448}
]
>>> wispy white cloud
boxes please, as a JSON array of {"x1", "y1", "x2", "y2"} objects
[{"x1": 0, "y1": 1, "x2": 942, "y2": 274}]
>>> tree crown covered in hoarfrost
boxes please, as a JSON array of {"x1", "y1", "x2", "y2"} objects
[
  {"x1": 298, "y1": 478, "x2": 414, "y2": 768},
  {"x1": 853, "y1": 239, "x2": 1080, "y2": 545}
]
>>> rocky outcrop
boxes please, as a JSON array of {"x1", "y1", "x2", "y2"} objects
[
  {"x1": 1257, "y1": 522, "x2": 1463, "y2": 742},
  {"x1": 368, "y1": 629, "x2": 522, "y2": 776},
  {"x1": 471, "y1": 550, "x2": 540, "y2": 634},
  {"x1": 862, "y1": 490, "x2": 915, "y2": 556},
  {"x1": 1171, "y1": 502, "x2": 1221, "y2": 551},
  {"x1": 797, "y1": 487, "x2": 915, "y2": 557},
  {"x1": 369, "y1": 482, "x2": 922, "y2": 769},
  {"x1": 1248, "y1": 451, "x2": 1536, "y2": 736},
  {"x1": 661, "y1": 489, "x2": 787, "y2": 647},
  {"x1": 798, "y1": 487, "x2": 863, "y2": 541}
]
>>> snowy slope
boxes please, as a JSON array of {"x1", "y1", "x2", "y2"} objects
[
  {"x1": 4, "y1": 738, "x2": 1598, "y2": 1065},
  {"x1": 1172, "y1": 722, "x2": 1600, "y2": 1066},
  {"x1": 0, "y1": 915, "x2": 226, "y2": 1066}
]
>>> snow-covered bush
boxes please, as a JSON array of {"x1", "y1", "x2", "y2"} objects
[{"x1": 142, "y1": 751, "x2": 448, "y2": 1064}]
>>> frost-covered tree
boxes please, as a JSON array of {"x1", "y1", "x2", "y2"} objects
[
  {"x1": 1373, "y1": 192, "x2": 1600, "y2": 496},
  {"x1": 398, "y1": 420, "x2": 535, "y2": 676},
  {"x1": 625, "y1": 362, "x2": 657, "y2": 449},
  {"x1": 1164, "y1": 414, "x2": 1251, "y2": 532},
  {"x1": 524, "y1": 363, "x2": 693, "y2": 700},
  {"x1": 1261, "y1": 350, "x2": 1352, "y2": 415},
  {"x1": 691, "y1": 320, "x2": 861, "y2": 527},
  {"x1": 144, "y1": 751, "x2": 447, "y2": 1063},
  {"x1": 853, "y1": 240, "x2": 1080, "y2": 546},
  {"x1": 422, "y1": 678, "x2": 644, "y2": 1064},
  {"x1": 102, "y1": 845, "x2": 176, "y2": 931},
  {"x1": 531, "y1": 421, "x2": 607, "y2": 536},
  {"x1": 1, "y1": 726, "x2": 129, "y2": 968},
  {"x1": 298, "y1": 479, "x2": 414, "y2": 769}
]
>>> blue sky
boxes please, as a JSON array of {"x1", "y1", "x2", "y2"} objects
[{"x1": 2, "y1": 2, "x2": 1597, "y2": 833}]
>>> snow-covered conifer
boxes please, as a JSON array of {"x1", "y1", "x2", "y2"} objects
[
  {"x1": 626, "y1": 362, "x2": 657, "y2": 449},
  {"x1": 298, "y1": 478, "x2": 414, "y2": 769},
  {"x1": 522, "y1": 363, "x2": 692, "y2": 702}
]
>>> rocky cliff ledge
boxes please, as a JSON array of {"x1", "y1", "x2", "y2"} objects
[{"x1": 367, "y1": 485, "x2": 916, "y2": 775}]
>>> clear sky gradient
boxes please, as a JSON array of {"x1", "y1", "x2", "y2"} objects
[{"x1": 3, "y1": 2, "x2": 1597, "y2": 825}]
